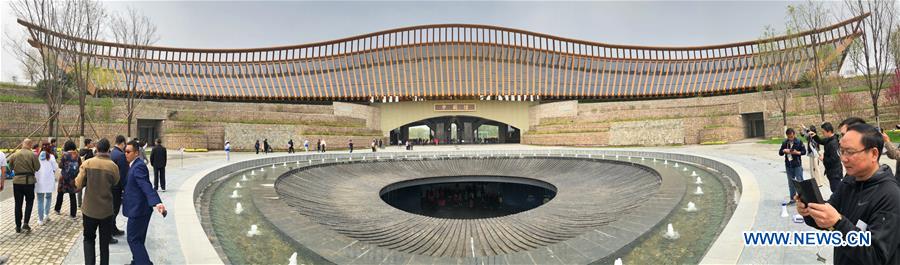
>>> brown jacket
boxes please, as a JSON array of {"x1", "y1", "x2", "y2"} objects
[
  {"x1": 75, "y1": 153, "x2": 120, "y2": 219},
  {"x1": 8, "y1": 148, "x2": 39, "y2": 185}
]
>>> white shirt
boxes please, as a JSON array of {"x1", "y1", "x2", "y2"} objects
[
  {"x1": 0, "y1": 151, "x2": 7, "y2": 170},
  {"x1": 35, "y1": 155, "x2": 57, "y2": 193},
  {"x1": 225, "y1": 143, "x2": 231, "y2": 151}
]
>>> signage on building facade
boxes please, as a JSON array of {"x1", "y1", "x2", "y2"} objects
[{"x1": 434, "y1": 103, "x2": 476, "y2": 112}]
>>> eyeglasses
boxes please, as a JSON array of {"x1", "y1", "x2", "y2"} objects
[
  {"x1": 125, "y1": 150, "x2": 133, "y2": 154},
  {"x1": 839, "y1": 148, "x2": 869, "y2": 157}
]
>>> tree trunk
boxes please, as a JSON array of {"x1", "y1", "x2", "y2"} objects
[
  {"x1": 782, "y1": 110, "x2": 788, "y2": 127},
  {"x1": 79, "y1": 87, "x2": 86, "y2": 137},
  {"x1": 127, "y1": 111, "x2": 133, "y2": 137},
  {"x1": 874, "y1": 101, "x2": 881, "y2": 128}
]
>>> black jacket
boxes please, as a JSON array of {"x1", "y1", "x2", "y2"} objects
[
  {"x1": 804, "y1": 165, "x2": 900, "y2": 264},
  {"x1": 779, "y1": 138, "x2": 807, "y2": 168},
  {"x1": 150, "y1": 145, "x2": 167, "y2": 168},
  {"x1": 79, "y1": 148, "x2": 94, "y2": 161},
  {"x1": 814, "y1": 134, "x2": 843, "y2": 173}
]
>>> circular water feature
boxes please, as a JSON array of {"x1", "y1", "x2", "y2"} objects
[
  {"x1": 379, "y1": 176, "x2": 557, "y2": 219},
  {"x1": 198, "y1": 152, "x2": 739, "y2": 264}
]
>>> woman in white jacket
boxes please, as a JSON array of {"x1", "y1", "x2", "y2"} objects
[{"x1": 35, "y1": 147, "x2": 57, "y2": 225}]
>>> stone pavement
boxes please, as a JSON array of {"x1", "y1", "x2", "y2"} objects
[{"x1": 0, "y1": 189, "x2": 81, "y2": 265}]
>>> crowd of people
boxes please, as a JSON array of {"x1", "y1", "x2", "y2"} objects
[
  {"x1": 245, "y1": 138, "x2": 388, "y2": 155},
  {"x1": 0, "y1": 135, "x2": 167, "y2": 265},
  {"x1": 784, "y1": 117, "x2": 900, "y2": 264}
]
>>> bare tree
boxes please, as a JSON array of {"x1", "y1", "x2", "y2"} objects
[
  {"x1": 56, "y1": 0, "x2": 106, "y2": 137},
  {"x1": 9, "y1": 0, "x2": 69, "y2": 137},
  {"x1": 109, "y1": 7, "x2": 158, "y2": 137},
  {"x1": 788, "y1": 1, "x2": 836, "y2": 122},
  {"x1": 845, "y1": 0, "x2": 897, "y2": 127},
  {"x1": 758, "y1": 25, "x2": 803, "y2": 130}
]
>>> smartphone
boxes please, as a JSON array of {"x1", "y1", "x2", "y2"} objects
[{"x1": 793, "y1": 178, "x2": 824, "y2": 205}]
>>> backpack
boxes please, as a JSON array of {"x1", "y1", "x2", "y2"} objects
[{"x1": 61, "y1": 155, "x2": 79, "y2": 179}]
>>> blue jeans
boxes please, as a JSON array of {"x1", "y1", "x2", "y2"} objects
[
  {"x1": 37, "y1": 192, "x2": 52, "y2": 221},
  {"x1": 786, "y1": 166, "x2": 804, "y2": 199}
]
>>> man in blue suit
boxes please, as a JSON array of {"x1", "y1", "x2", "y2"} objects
[
  {"x1": 123, "y1": 141, "x2": 166, "y2": 265},
  {"x1": 109, "y1": 135, "x2": 129, "y2": 241}
]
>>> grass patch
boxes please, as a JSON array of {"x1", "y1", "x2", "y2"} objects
[
  {"x1": 165, "y1": 128, "x2": 206, "y2": 135},
  {"x1": 701, "y1": 141, "x2": 728, "y2": 145},
  {"x1": 0, "y1": 94, "x2": 44, "y2": 104},
  {"x1": 886, "y1": 130, "x2": 900, "y2": 142}
]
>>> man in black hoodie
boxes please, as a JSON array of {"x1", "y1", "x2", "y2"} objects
[{"x1": 797, "y1": 123, "x2": 900, "y2": 264}]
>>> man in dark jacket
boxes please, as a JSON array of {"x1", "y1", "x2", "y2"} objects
[
  {"x1": 797, "y1": 123, "x2": 900, "y2": 265},
  {"x1": 80, "y1": 138, "x2": 95, "y2": 161},
  {"x1": 75, "y1": 138, "x2": 120, "y2": 265},
  {"x1": 813, "y1": 122, "x2": 844, "y2": 192},
  {"x1": 149, "y1": 139, "x2": 167, "y2": 191},
  {"x1": 8, "y1": 138, "x2": 39, "y2": 233},
  {"x1": 779, "y1": 128, "x2": 807, "y2": 204},
  {"x1": 109, "y1": 135, "x2": 129, "y2": 240},
  {"x1": 123, "y1": 140, "x2": 165, "y2": 265},
  {"x1": 288, "y1": 139, "x2": 294, "y2": 154}
]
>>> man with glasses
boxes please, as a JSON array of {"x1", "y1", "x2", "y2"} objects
[
  {"x1": 779, "y1": 128, "x2": 807, "y2": 205},
  {"x1": 838, "y1": 117, "x2": 900, "y2": 181},
  {"x1": 796, "y1": 123, "x2": 900, "y2": 264}
]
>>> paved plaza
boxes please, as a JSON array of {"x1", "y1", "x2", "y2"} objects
[{"x1": 0, "y1": 142, "x2": 892, "y2": 264}]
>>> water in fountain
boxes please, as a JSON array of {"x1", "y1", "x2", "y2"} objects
[
  {"x1": 272, "y1": 164, "x2": 276, "y2": 169},
  {"x1": 663, "y1": 160, "x2": 668, "y2": 165},
  {"x1": 663, "y1": 223, "x2": 680, "y2": 240},
  {"x1": 260, "y1": 167, "x2": 265, "y2": 172},
  {"x1": 614, "y1": 258, "x2": 623, "y2": 265},
  {"x1": 695, "y1": 177, "x2": 703, "y2": 185},
  {"x1": 235, "y1": 182, "x2": 243, "y2": 189},
  {"x1": 241, "y1": 175, "x2": 249, "y2": 182},
  {"x1": 289, "y1": 252, "x2": 298, "y2": 265},
  {"x1": 685, "y1": 202, "x2": 698, "y2": 212},
  {"x1": 230, "y1": 190, "x2": 241, "y2": 198},
  {"x1": 693, "y1": 186, "x2": 704, "y2": 195},
  {"x1": 296, "y1": 161, "x2": 301, "y2": 165},
  {"x1": 235, "y1": 202, "x2": 244, "y2": 215},
  {"x1": 251, "y1": 170, "x2": 256, "y2": 176},
  {"x1": 674, "y1": 162, "x2": 680, "y2": 168},
  {"x1": 247, "y1": 224, "x2": 261, "y2": 237},
  {"x1": 691, "y1": 171, "x2": 698, "y2": 177},
  {"x1": 283, "y1": 162, "x2": 287, "y2": 166},
  {"x1": 682, "y1": 167, "x2": 687, "y2": 172}
]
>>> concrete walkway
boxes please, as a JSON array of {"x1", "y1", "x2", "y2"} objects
[{"x1": 0, "y1": 142, "x2": 878, "y2": 264}]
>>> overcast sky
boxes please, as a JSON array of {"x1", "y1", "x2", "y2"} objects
[{"x1": 1, "y1": 1, "x2": 848, "y2": 83}]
